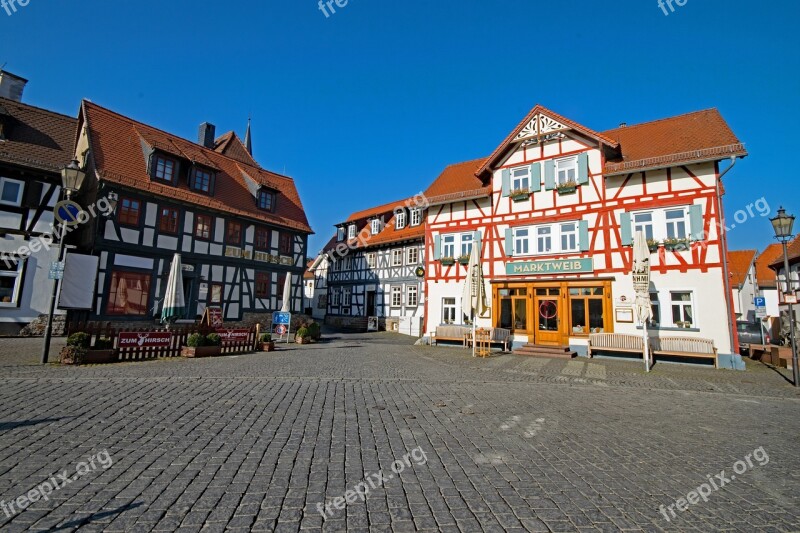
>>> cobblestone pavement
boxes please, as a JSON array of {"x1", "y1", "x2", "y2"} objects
[{"x1": 0, "y1": 333, "x2": 798, "y2": 532}]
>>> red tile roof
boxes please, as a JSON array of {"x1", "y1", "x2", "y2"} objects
[
  {"x1": 769, "y1": 235, "x2": 800, "y2": 270},
  {"x1": 214, "y1": 131, "x2": 259, "y2": 168},
  {"x1": 0, "y1": 96, "x2": 77, "y2": 173},
  {"x1": 81, "y1": 100, "x2": 312, "y2": 233},
  {"x1": 323, "y1": 196, "x2": 425, "y2": 253},
  {"x1": 424, "y1": 158, "x2": 490, "y2": 205},
  {"x1": 755, "y1": 243, "x2": 783, "y2": 288},
  {"x1": 727, "y1": 249, "x2": 756, "y2": 287}
]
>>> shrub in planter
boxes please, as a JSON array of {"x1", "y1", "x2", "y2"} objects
[
  {"x1": 85, "y1": 337, "x2": 117, "y2": 364},
  {"x1": 556, "y1": 180, "x2": 578, "y2": 195},
  {"x1": 440, "y1": 257, "x2": 456, "y2": 266},
  {"x1": 186, "y1": 333, "x2": 206, "y2": 347},
  {"x1": 307, "y1": 322, "x2": 321, "y2": 342},
  {"x1": 509, "y1": 188, "x2": 531, "y2": 201},
  {"x1": 295, "y1": 327, "x2": 310, "y2": 344},
  {"x1": 457, "y1": 254, "x2": 471, "y2": 265},
  {"x1": 67, "y1": 332, "x2": 91, "y2": 349},
  {"x1": 60, "y1": 332, "x2": 90, "y2": 365},
  {"x1": 182, "y1": 332, "x2": 221, "y2": 358},
  {"x1": 259, "y1": 333, "x2": 275, "y2": 352},
  {"x1": 205, "y1": 333, "x2": 222, "y2": 347},
  {"x1": 94, "y1": 337, "x2": 114, "y2": 350}
]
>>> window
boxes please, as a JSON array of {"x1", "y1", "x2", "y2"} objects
[
  {"x1": 499, "y1": 288, "x2": 528, "y2": 331},
  {"x1": 511, "y1": 166, "x2": 530, "y2": 192},
  {"x1": 569, "y1": 287, "x2": 605, "y2": 335},
  {"x1": 255, "y1": 227, "x2": 270, "y2": 250},
  {"x1": 460, "y1": 234, "x2": 473, "y2": 258},
  {"x1": 159, "y1": 207, "x2": 179, "y2": 234},
  {"x1": 194, "y1": 214, "x2": 212, "y2": 240},
  {"x1": 153, "y1": 156, "x2": 176, "y2": 183},
  {"x1": 665, "y1": 208, "x2": 688, "y2": 240},
  {"x1": 442, "y1": 235, "x2": 456, "y2": 258},
  {"x1": 632, "y1": 212, "x2": 654, "y2": 241},
  {"x1": 536, "y1": 226, "x2": 552, "y2": 254},
  {"x1": 560, "y1": 222, "x2": 578, "y2": 252},
  {"x1": 191, "y1": 167, "x2": 212, "y2": 193},
  {"x1": 342, "y1": 288, "x2": 352, "y2": 307},
  {"x1": 410, "y1": 209, "x2": 422, "y2": 226},
  {"x1": 395, "y1": 212, "x2": 407, "y2": 229},
  {"x1": 407, "y1": 286, "x2": 418, "y2": 307},
  {"x1": 0, "y1": 177, "x2": 24, "y2": 206},
  {"x1": 442, "y1": 297, "x2": 457, "y2": 324},
  {"x1": 348, "y1": 225, "x2": 357, "y2": 240},
  {"x1": 107, "y1": 271, "x2": 152, "y2": 316},
  {"x1": 0, "y1": 260, "x2": 23, "y2": 306},
  {"x1": 226, "y1": 221, "x2": 242, "y2": 245},
  {"x1": 367, "y1": 253, "x2": 377, "y2": 269},
  {"x1": 257, "y1": 190, "x2": 275, "y2": 211},
  {"x1": 391, "y1": 286, "x2": 402, "y2": 307},
  {"x1": 671, "y1": 291, "x2": 694, "y2": 327},
  {"x1": 371, "y1": 219, "x2": 381, "y2": 235},
  {"x1": 393, "y1": 249, "x2": 403, "y2": 266},
  {"x1": 514, "y1": 228, "x2": 529, "y2": 256},
  {"x1": 279, "y1": 233, "x2": 292, "y2": 255},
  {"x1": 344, "y1": 256, "x2": 353, "y2": 270},
  {"x1": 210, "y1": 283, "x2": 223, "y2": 304},
  {"x1": 118, "y1": 197, "x2": 141, "y2": 226},
  {"x1": 337, "y1": 227, "x2": 345, "y2": 242},
  {"x1": 650, "y1": 292, "x2": 660, "y2": 327},
  {"x1": 255, "y1": 272, "x2": 270, "y2": 298},
  {"x1": 556, "y1": 156, "x2": 578, "y2": 185},
  {"x1": 331, "y1": 288, "x2": 341, "y2": 306},
  {"x1": 406, "y1": 247, "x2": 418, "y2": 265}
]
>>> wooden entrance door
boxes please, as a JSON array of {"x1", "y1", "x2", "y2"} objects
[{"x1": 534, "y1": 288, "x2": 562, "y2": 345}]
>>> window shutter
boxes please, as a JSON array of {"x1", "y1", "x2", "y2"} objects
[
  {"x1": 501, "y1": 169, "x2": 511, "y2": 197},
  {"x1": 620, "y1": 212, "x2": 633, "y2": 246},
  {"x1": 689, "y1": 204, "x2": 705, "y2": 241},
  {"x1": 474, "y1": 230, "x2": 482, "y2": 254},
  {"x1": 433, "y1": 235, "x2": 441, "y2": 260},
  {"x1": 577, "y1": 152, "x2": 589, "y2": 185},
  {"x1": 544, "y1": 160, "x2": 556, "y2": 190},
  {"x1": 579, "y1": 220, "x2": 590, "y2": 252},
  {"x1": 505, "y1": 228, "x2": 514, "y2": 257},
  {"x1": 530, "y1": 163, "x2": 541, "y2": 192}
]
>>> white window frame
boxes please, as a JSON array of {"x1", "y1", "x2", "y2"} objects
[
  {"x1": 370, "y1": 219, "x2": 381, "y2": 235},
  {"x1": 348, "y1": 225, "x2": 357, "y2": 240},
  {"x1": 392, "y1": 249, "x2": 403, "y2": 266},
  {"x1": 632, "y1": 211, "x2": 655, "y2": 241},
  {"x1": 395, "y1": 212, "x2": 407, "y2": 229},
  {"x1": 555, "y1": 156, "x2": 578, "y2": 186},
  {"x1": 460, "y1": 233, "x2": 473, "y2": 258},
  {"x1": 535, "y1": 226, "x2": 552, "y2": 254},
  {"x1": 0, "y1": 259, "x2": 24, "y2": 307},
  {"x1": 560, "y1": 222, "x2": 578, "y2": 253},
  {"x1": 511, "y1": 166, "x2": 530, "y2": 192},
  {"x1": 410, "y1": 209, "x2": 422, "y2": 227},
  {"x1": 367, "y1": 253, "x2": 377, "y2": 269},
  {"x1": 442, "y1": 235, "x2": 456, "y2": 258},
  {"x1": 331, "y1": 288, "x2": 341, "y2": 306},
  {"x1": 631, "y1": 206, "x2": 692, "y2": 243},
  {"x1": 337, "y1": 227, "x2": 345, "y2": 242},
  {"x1": 669, "y1": 290, "x2": 695, "y2": 328},
  {"x1": 342, "y1": 287, "x2": 352, "y2": 307},
  {"x1": 442, "y1": 297, "x2": 457, "y2": 324},
  {"x1": 513, "y1": 227, "x2": 529, "y2": 256},
  {"x1": 407, "y1": 286, "x2": 418, "y2": 307},
  {"x1": 406, "y1": 247, "x2": 418, "y2": 265},
  {"x1": 665, "y1": 208, "x2": 689, "y2": 240},
  {"x1": 391, "y1": 286, "x2": 402, "y2": 308},
  {"x1": 513, "y1": 221, "x2": 582, "y2": 256},
  {"x1": 0, "y1": 177, "x2": 24, "y2": 207}
]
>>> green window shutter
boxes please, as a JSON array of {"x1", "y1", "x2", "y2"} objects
[
  {"x1": 544, "y1": 160, "x2": 556, "y2": 190},
  {"x1": 501, "y1": 169, "x2": 511, "y2": 197},
  {"x1": 530, "y1": 163, "x2": 541, "y2": 192},
  {"x1": 689, "y1": 204, "x2": 705, "y2": 241},
  {"x1": 474, "y1": 230, "x2": 482, "y2": 253},
  {"x1": 577, "y1": 152, "x2": 589, "y2": 185},
  {"x1": 620, "y1": 212, "x2": 633, "y2": 246},
  {"x1": 579, "y1": 220, "x2": 590, "y2": 252},
  {"x1": 433, "y1": 235, "x2": 441, "y2": 260},
  {"x1": 505, "y1": 228, "x2": 514, "y2": 257}
]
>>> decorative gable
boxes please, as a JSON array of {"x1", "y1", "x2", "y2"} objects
[{"x1": 515, "y1": 113, "x2": 570, "y2": 141}]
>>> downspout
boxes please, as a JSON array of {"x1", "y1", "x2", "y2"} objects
[{"x1": 717, "y1": 156, "x2": 739, "y2": 360}]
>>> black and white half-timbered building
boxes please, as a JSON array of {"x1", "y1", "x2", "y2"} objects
[
  {"x1": 0, "y1": 72, "x2": 77, "y2": 334},
  {"x1": 321, "y1": 198, "x2": 426, "y2": 334},
  {"x1": 73, "y1": 101, "x2": 312, "y2": 323}
]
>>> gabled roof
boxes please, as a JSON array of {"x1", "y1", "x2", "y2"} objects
[
  {"x1": 214, "y1": 131, "x2": 259, "y2": 168},
  {"x1": 0, "y1": 96, "x2": 77, "y2": 173},
  {"x1": 425, "y1": 158, "x2": 490, "y2": 205},
  {"x1": 603, "y1": 109, "x2": 747, "y2": 174},
  {"x1": 81, "y1": 100, "x2": 312, "y2": 233},
  {"x1": 324, "y1": 197, "x2": 425, "y2": 253},
  {"x1": 769, "y1": 235, "x2": 800, "y2": 270},
  {"x1": 755, "y1": 244, "x2": 783, "y2": 288},
  {"x1": 728, "y1": 249, "x2": 757, "y2": 287}
]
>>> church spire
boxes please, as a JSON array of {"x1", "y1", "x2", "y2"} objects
[{"x1": 244, "y1": 117, "x2": 252, "y2": 155}]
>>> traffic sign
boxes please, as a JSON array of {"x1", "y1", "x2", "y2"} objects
[
  {"x1": 754, "y1": 297, "x2": 766, "y2": 307},
  {"x1": 53, "y1": 200, "x2": 83, "y2": 227},
  {"x1": 273, "y1": 312, "x2": 291, "y2": 325}
]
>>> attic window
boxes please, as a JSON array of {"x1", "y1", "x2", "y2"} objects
[
  {"x1": 257, "y1": 189, "x2": 276, "y2": 212},
  {"x1": 396, "y1": 212, "x2": 407, "y2": 229},
  {"x1": 191, "y1": 167, "x2": 214, "y2": 194},
  {"x1": 337, "y1": 227, "x2": 345, "y2": 242},
  {"x1": 410, "y1": 208, "x2": 422, "y2": 227},
  {"x1": 370, "y1": 219, "x2": 381, "y2": 235},
  {"x1": 153, "y1": 155, "x2": 177, "y2": 184},
  {"x1": 348, "y1": 225, "x2": 357, "y2": 240}
]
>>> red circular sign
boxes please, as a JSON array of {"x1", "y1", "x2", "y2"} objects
[{"x1": 275, "y1": 325, "x2": 287, "y2": 335}]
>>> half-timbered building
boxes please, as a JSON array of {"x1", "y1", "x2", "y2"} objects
[
  {"x1": 0, "y1": 72, "x2": 77, "y2": 334},
  {"x1": 73, "y1": 101, "x2": 312, "y2": 323},
  {"x1": 322, "y1": 198, "x2": 426, "y2": 334},
  {"x1": 425, "y1": 105, "x2": 748, "y2": 368}
]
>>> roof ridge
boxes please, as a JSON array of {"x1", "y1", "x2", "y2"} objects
[
  {"x1": 0, "y1": 96, "x2": 78, "y2": 122},
  {"x1": 602, "y1": 108, "x2": 719, "y2": 134}
]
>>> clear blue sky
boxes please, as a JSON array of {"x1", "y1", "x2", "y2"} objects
[{"x1": 2, "y1": 0, "x2": 797, "y2": 255}]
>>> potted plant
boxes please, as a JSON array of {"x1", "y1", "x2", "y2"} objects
[
  {"x1": 84, "y1": 337, "x2": 117, "y2": 364},
  {"x1": 260, "y1": 333, "x2": 275, "y2": 352},
  {"x1": 647, "y1": 239, "x2": 660, "y2": 253},
  {"x1": 509, "y1": 188, "x2": 531, "y2": 202},
  {"x1": 556, "y1": 179, "x2": 578, "y2": 195},
  {"x1": 457, "y1": 254, "x2": 471, "y2": 265},
  {"x1": 307, "y1": 322, "x2": 322, "y2": 342},
  {"x1": 664, "y1": 237, "x2": 691, "y2": 252},
  {"x1": 182, "y1": 333, "x2": 221, "y2": 358},
  {"x1": 295, "y1": 327, "x2": 311, "y2": 344},
  {"x1": 59, "y1": 332, "x2": 90, "y2": 365},
  {"x1": 440, "y1": 257, "x2": 456, "y2": 266}
]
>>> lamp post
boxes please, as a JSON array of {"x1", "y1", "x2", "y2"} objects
[
  {"x1": 770, "y1": 206, "x2": 799, "y2": 387},
  {"x1": 41, "y1": 160, "x2": 86, "y2": 364}
]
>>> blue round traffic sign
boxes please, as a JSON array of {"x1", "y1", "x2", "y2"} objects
[{"x1": 54, "y1": 200, "x2": 83, "y2": 226}]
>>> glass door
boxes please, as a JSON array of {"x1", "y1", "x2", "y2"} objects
[{"x1": 535, "y1": 288, "x2": 561, "y2": 345}]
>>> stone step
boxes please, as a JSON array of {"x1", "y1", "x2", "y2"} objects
[{"x1": 514, "y1": 345, "x2": 577, "y2": 359}]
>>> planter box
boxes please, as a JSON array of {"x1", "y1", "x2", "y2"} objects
[
  {"x1": 510, "y1": 193, "x2": 531, "y2": 202},
  {"x1": 557, "y1": 186, "x2": 577, "y2": 195},
  {"x1": 457, "y1": 257, "x2": 470, "y2": 265},
  {"x1": 260, "y1": 342, "x2": 276, "y2": 352},
  {"x1": 295, "y1": 337, "x2": 312, "y2": 345},
  {"x1": 648, "y1": 245, "x2": 660, "y2": 253},
  {"x1": 440, "y1": 258, "x2": 455, "y2": 266},
  {"x1": 83, "y1": 350, "x2": 117, "y2": 364},
  {"x1": 665, "y1": 242, "x2": 691, "y2": 252},
  {"x1": 181, "y1": 346, "x2": 222, "y2": 358}
]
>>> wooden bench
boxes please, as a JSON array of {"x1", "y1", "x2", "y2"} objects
[
  {"x1": 465, "y1": 328, "x2": 512, "y2": 352},
  {"x1": 653, "y1": 336, "x2": 718, "y2": 368},
  {"x1": 588, "y1": 333, "x2": 647, "y2": 358},
  {"x1": 431, "y1": 325, "x2": 471, "y2": 347}
]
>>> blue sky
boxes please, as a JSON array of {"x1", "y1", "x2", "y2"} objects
[{"x1": 2, "y1": 0, "x2": 798, "y2": 254}]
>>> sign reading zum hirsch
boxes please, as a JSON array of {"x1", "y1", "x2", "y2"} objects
[{"x1": 506, "y1": 258, "x2": 594, "y2": 276}]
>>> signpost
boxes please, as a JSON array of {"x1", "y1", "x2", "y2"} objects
[
  {"x1": 754, "y1": 296, "x2": 767, "y2": 319},
  {"x1": 272, "y1": 312, "x2": 292, "y2": 344},
  {"x1": 48, "y1": 261, "x2": 64, "y2": 280}
]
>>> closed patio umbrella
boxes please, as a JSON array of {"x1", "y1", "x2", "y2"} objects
[
  {"x1": 161, "y1": 253, "x2": 185, "y2": 324},
  {"x1": 632, "y1": 231, "x2": 652, "y2": 371},
  {"x1": 281, "y1": 274, "x2": 293, "y2": 313},
  {"x1": 461, "y1": 238, "x2": 489, "y2": 357}
]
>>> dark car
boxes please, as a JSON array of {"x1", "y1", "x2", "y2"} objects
[{"x1": 737, "y1": 321, "x2": 768, "y2": 352}]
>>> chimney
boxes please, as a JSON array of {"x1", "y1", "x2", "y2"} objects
[
  {"x1": 0, "y1": 71, "x2": 28, "y2": 102},
  {"x1": 198, "y1": 122, "x2": 216, "y2": 148},
  {"x1": 619, "y1": 122, "x2": 627, "y2": 128}
]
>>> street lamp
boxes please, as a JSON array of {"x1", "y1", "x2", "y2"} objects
[
  {"x1": 770, "y1": 206, "x2": 799, "y2": 387},
  {"x1": 41, "y1": 159, "x2": 86, "y2": 364}
]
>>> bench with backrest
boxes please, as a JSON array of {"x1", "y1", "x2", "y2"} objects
[
  {"x1": 588, "y1": 333, "x2": 647, "y2": 358},
  {"x1": 465, "y1": 327, "x2": 512, "y2": 352},
  {"x1": 431, "y1": 325, "x2": 471, "y2": 347},
  {"x1": 652, "y1": 336, "x2": 718, "y2": 368}
]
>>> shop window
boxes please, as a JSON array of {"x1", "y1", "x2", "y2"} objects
[
  {"x1": 107, "y1": 270, "x2": 152, "y2": 316},
  {"x1": 568, "y1": 287, "x2": 605, "y2": 334},
  {"x1": 499, "y1": 288, "x2": 527, "y2": 331}
]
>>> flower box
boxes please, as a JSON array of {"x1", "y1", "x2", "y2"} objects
[
  {"x1": 510, "y1": 190, "x2": 531, "y2": 202},
  {"x1": 647, "y1": 240, "x2": 660, "y2": 253},
  {"x1": 664, "y1": 239, "x2": 691, "y2": 252},
  {"x1": 457, "y1": 255, "x2": 471, "y2": 265},
  {"x1": 181, "y1": 346, "x2": 222, "y2": 358},
  {"x1": 556, "y1": 183, "x2": 578, "y2": 195},
  {"x1": 260, "y1": 341, "x2": 276, "y2": 352},
  {"x1": 440, "y1": 257, "x2": 456, "y2": 266}
]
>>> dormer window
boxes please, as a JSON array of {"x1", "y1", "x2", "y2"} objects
[
  {"x1": 190, "y1": 167, "x2": 213, "y2": 194},
  {"x1": 371, "y1": 219, "x2": 381, "y2": 235},
  {"x1": 153, "y1": 155, "x2": 177, "y2": 184},
  {"x1": 257, "y1": 189, "x2": 276, "y2": 211},
  {"x1": 396, "y1": 212, "x2": 407, "y2": 229},
  {"x1": 348, "y1": 225, "x2": 357, "y2": 240},
  {"x1": 337, "y1": 227, "x2": 345, "y2": 242},
  {"x1": 410, "y1": 209, "x2": 422, "y2": 227}
]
